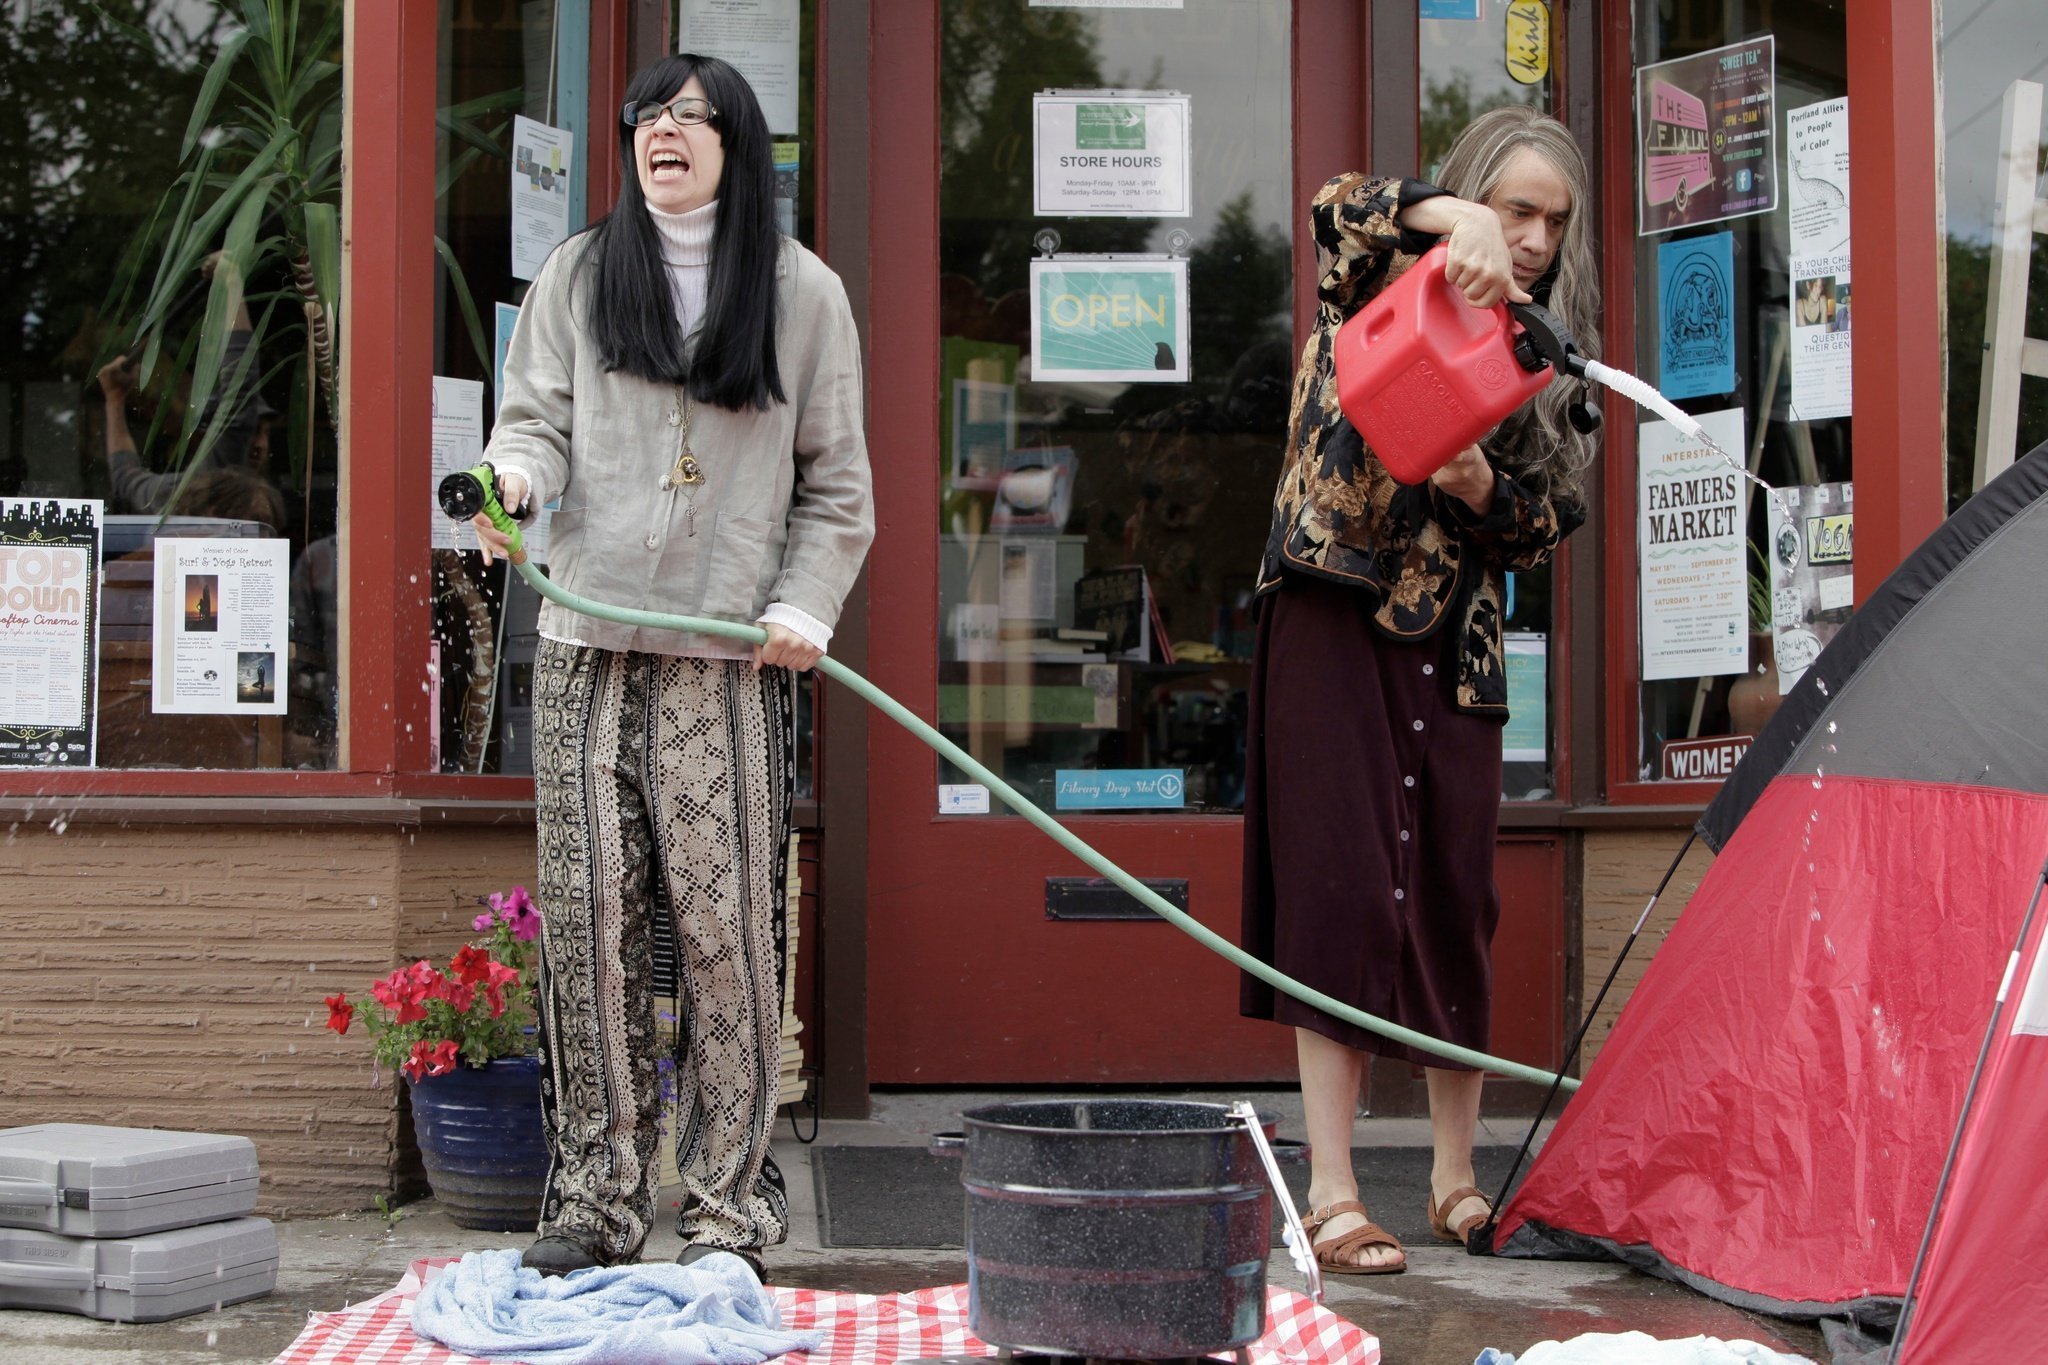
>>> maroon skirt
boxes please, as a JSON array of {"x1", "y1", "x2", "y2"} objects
[{"x1": 1238, "y1": 573, "x2": 1504, "y2": 1068}]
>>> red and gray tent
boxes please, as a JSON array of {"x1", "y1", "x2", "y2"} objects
[{"x1": 1494, "y1": 446, "x2": 2048, "y2": 1359}]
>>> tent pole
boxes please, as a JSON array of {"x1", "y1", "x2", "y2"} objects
[
  {"x1": 1889, "y1": 849, "x2": 2048, "y2": 1360},
  {"x1": 1468, "y1": 828, "x2": 1701, "y2": 1255}
]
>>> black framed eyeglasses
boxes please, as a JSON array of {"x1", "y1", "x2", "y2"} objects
[{"x1": 622, "y1": 97, "x2": 718, "y2": 129}]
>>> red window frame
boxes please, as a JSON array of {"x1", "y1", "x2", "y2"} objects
[
  {"x1": 1595, "y1": 0, "x2": 1945, "y2": 807},
  {"x1": 0, "y1": 0, "x2": 633, "y2": 804}
]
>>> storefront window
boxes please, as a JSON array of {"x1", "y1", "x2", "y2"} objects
[
  {"x1": 1421, "y1": 0, "x2": 1556, "y2": 801},
  {"x1": 430, "y1": 0, "x2": 581, "y2": 777},
  {"x1": 0, "y1": 0, "x2": 342, "y2": 772},
  {"x1": 1630, "y1": 7, "x2": 1850, "y2": 784},
  {"x1": 430, "y1": 0, "x2": 820, "y2": 790},
  {"x1": 1939, "y1": 3, "x2": 2048, "y2": 509},
  {"x1": 932, "y1": 0, "x2": 1290, "y2": 816},
  {"x1": 1421, "y1": 0, "x2": 1553, "y2": 172}
]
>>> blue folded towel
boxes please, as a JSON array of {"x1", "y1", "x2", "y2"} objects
[{"x1": 410, "y1": 1248, "x2": 821, "y2": 1365}]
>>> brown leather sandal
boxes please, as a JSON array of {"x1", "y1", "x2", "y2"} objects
[
  {"x1": 1302, "y1": 1200, "x2": 1406, "y2": 1275},
  {"x1": 1428, "y1": 1184, "x2": 1493, "y2": 1243}
]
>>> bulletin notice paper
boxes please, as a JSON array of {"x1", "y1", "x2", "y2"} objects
[
  {"x1": 510, "y1": 115, "x2": 574, "y2": 281},
  {"x1": 1638, "y1": 407, "x2": 1749, "y2": 682},
  {"x1": 151, "y1": 538, "x2": 289, "y2": 715},
  {"x1": 432, "y1": 377, "x2": 487, "y2": 553},
  {"x1": 0, "y1": 497, "x2": 101, "y2": 768},
  {"x1": 678, "y1": 0, "x2": 801, "y2": 136},
  {"x1": 1787, "y1": 97, "x2": 1852, "y2": 421},
  {"x1": 1034, "y1": 92, "x2": 1192, "y2": 218}
]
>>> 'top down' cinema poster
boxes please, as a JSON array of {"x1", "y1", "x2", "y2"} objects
[{"x1": 0, "y1": 497, "x2": 101, "y2": 768}]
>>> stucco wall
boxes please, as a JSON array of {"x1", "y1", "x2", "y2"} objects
[{"x1": 0, "y1": 820, "x2": 535, "y2": 1217}]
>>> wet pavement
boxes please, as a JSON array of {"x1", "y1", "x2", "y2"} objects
[{"x1": 0, "y1": 1091, "x2": 1830, "y2": 1364}]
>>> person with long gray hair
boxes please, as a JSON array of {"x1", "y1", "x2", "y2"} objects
[
  {"x1": 471, "y1": 52, "x2": 872, "y2": 1281},
  {"x1": 1239, "y1": 105, "x2": 1597, "y2": 1275}
]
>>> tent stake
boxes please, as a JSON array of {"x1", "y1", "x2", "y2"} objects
[
  {"x1": 1466, "y1": 828, "x2": 1700, "y2": 1256},
  {"x1": 1887, "y1": 848, "x2": 2048, "y2": 1359}
]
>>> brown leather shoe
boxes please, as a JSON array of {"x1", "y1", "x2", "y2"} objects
[
  {"x1": 1302, "y1": 1200, "x2": 1406, "y2": 1275},
  {"x1": 1428, "y1": 1184, "x2": 1494, "y2": 1243}
]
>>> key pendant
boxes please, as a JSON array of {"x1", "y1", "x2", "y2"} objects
[{"x1": 686, "y1": 504, "x2": 697, "y2": 537}]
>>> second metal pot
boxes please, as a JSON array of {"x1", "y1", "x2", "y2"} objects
[{"x1": 930, "y1": 1098, "x2": 1305, "y2": 1360}]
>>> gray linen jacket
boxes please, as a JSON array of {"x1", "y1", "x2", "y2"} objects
[{"x1": 487, "y1": 230, "x2": 874, "y2": 654}]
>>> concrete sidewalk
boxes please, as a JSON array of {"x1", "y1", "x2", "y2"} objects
[{"x1": 0, "y1": 1092, "x2": 1831, "y2": 1364}]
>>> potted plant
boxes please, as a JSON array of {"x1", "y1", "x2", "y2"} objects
[{"x1": 325, "y1": 886, "x2": 547, "y2": 1230}]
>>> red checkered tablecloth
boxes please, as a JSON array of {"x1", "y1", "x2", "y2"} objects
[{"x1": 272, "y1": 1259, "x2": 1380, "y2": 1365}]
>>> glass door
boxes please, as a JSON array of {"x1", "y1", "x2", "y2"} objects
[
  {"x1": 932, "y1": 0, "x2": 1293, "y2": 818},
  {"x1": 862, "y1": 0, "x2": 1329, "y2": 1084}
]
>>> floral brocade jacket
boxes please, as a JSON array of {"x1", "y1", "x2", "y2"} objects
[{"x1": 1257, "y1": 172, "x2": 1586, "y2": 718}]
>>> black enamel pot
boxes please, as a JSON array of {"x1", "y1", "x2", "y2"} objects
[{"x1": 930, "y1": 1098, "x2": 1306, "y2": 1359}]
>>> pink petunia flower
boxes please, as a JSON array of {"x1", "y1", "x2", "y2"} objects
[{"x1": 498, "y1": 886, "x2": 542, "y2": 942}]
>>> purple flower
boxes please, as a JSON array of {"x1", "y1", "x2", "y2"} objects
[
  {"x1": 500, "y1": 885, "x2": 542, "y2": 942},
  {"x1": 473, "y1": 911, "x2": 496, "y2": 933}
]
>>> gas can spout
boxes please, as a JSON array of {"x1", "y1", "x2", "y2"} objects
[{"x1": 1505, "y1": 300, "x2": 1590, "y2": 380}]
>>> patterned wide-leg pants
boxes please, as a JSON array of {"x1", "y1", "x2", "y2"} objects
[{"x1": 529, "y1": 639, "x2": 794, "y2": 1263}]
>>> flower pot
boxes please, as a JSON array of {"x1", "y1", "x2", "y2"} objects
[
  {"x1": 1727, "y1": 633, "x2": 1784, "y2": 735},
  {"x1": 406, "y1": 1055, "x2": 547, "y2": 1231}
]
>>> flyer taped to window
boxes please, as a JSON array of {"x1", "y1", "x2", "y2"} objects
[
  {"x1": 0, "y1": 497, "x2": 101, "y2": 767},
  {"x1": 152, "y1": 539, "x2": 290, "y2": 715}
]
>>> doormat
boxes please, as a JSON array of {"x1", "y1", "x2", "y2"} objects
[
  {"x1": 270, "y1": 1258, "x2": 1382, "y2": 1365},
  {"x1": 813, "y1": 1143, "x2": 1524, "y2": 1249}
]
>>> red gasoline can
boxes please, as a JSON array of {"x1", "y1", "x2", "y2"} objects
[{"x1": 1333, "y1": 243, "x2": 1556, "y2": 484}]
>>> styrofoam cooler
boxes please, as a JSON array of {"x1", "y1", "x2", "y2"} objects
[
  {"x1": 0, "y1": 1218, "x2": 277, "y2": 1321},
  {"x1": 0, "y1": 1124, "x2": 258, "y2": 1237}
]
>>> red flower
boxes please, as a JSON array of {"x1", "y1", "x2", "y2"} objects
[
  {"x1": 426, "y1": 1040, "x2": 460, "y2": 1077},
  {"x1": 481, "y1": 961, "x2": 523, "y2": 1018},
  {"x1": 401, "y1": 1039, "x2": 436, "y2": 1082},
  {"x1": 451, "y1": 944, "x2": 492, "y2": 986},
  {"x1": 371, "y1": 969, "x2": 430, "y2": 1027},
  {"x1": 324, "y1": 993, "x2": 354, "y2": 1035}
]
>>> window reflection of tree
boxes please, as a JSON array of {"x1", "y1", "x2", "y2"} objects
[{"x1": 936, "y1": 0, "x2": 1295, "y2": 810}]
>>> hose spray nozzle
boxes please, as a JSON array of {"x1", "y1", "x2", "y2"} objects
[
  {"x1": 437, "y1": 461, "x2": 527, "y2": 561},
  {"x1": 437, "y1": 462, "x2": 498, "y2": 521}
]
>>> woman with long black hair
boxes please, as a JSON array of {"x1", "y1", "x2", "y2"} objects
[{"x1": 472, "y1": 53, "x2": 872, "y2": 1280}]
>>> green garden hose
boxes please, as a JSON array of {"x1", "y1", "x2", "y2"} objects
[{"x1": 441, "y1": 465, "x2": 1579, "y2": 1092}]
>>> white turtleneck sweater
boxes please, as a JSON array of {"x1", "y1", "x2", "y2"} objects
[
  {"x1": 649, "y1": 198, "x2": 716, "y2": 337},
  {"x1": 499, "y1": 199, "x2": 831, "y2": 658}
]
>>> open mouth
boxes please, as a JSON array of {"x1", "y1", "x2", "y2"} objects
[{"x1": 648, "y1": 149, "x2": 690, "y2": 182}]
